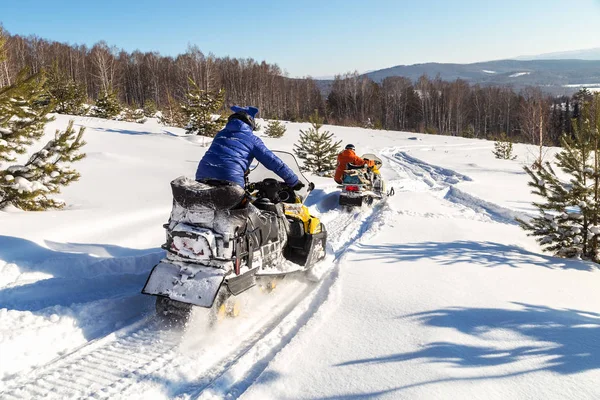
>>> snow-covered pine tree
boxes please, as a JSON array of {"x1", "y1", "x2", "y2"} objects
[
  {"x1": 293, "y1": 110, "x2": 341, "y2": 172},
  {"x1": 265, "y1": 119, "x2": 286, "y2": 138},
  {"x1": 94, "y1": 89, "x2": 121, "y2": 119},
  {"x1": 0, "y1": 71, "x2": 51, "y2": 162},
  {"x1": 45, "y1": 63, "x2": 87, "y2": 115},
  {"x1": 519, "y1": 94, "x2": 600, "y2": 261},
  {"x1": 493, "y1": 132, "x2": 517, "y2": 160},
  {"x1": 0, "y1": 71, "x2": 86, "y2": 210},
  {"x1": 117, "y1": 107, "x2": 146, "y2": 123},
  {"x1": 181, "y1": 78, "x2": 225, "y2": 137}
]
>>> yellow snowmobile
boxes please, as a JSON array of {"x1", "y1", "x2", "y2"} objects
[{"x1": 142, "y1": 151, "x2": 327, "y2": 322}]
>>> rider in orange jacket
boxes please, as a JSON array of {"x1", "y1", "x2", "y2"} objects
[{"x1": 334, "y1": 144, "x2": 375, "y2": 184}]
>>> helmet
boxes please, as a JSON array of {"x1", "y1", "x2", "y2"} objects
[
  {"x1": 228, "y1": 105, "x2": 259, "y2": 130},
  {"x1": 345, "y1": 144, "x2": 355, "y2": 151}
]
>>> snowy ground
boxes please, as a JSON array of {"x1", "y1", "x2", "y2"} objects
[{"x1": 0, "y1": 115, "x2": 598, "y2": 399}]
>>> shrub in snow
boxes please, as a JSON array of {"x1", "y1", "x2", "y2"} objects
[
  {"x1": 181, "y1": 78, "x2": 225, "y2": 136},
  {"x1": 293, "y1": 110, "x2": 341, "y2": 173},
  {"x1": 493, "y1": 132, "x2": 517, "y2": 160},
  {"x1": 264, "y1": 119, "x2": 286, "y2": 138},
  {"x1": 519, "y1": 94, "x2": 600, "y2": 262},
  {"x1": 93, "y1": 89, "x2": 122, "y2": 119},
  {"x1": 0, "y1": 71, "x2": 86, "y2": 210}
]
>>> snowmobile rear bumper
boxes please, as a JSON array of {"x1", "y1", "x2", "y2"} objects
[{"x1": 142, "y1": 261, "x2": 225, "y2": 308}]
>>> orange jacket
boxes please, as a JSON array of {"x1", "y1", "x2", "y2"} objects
[{"x1": 334, "y1": 149, "x2": 374, "y2": 183}]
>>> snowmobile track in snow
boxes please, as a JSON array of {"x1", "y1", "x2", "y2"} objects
[
  {"x1": 0, "y1": 196, "x2": 387, "y2": 400},
  {"x1": 383, "y1": 151, "x2": 528, "y2": 224},
  {"x1": 1, "y1": 149, "x2": 527, "y2": 399}
]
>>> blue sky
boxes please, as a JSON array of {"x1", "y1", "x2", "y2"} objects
[{"x1": 1, "y1": 0, "x2": 599, "y2": 77}]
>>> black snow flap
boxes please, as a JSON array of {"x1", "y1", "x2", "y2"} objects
[
  {"x1": 142, "y1": 261, "x2": 226, "y2": 308},
  {"x1": 339, "y1": 194, "x2": 363, "y2": 207}
]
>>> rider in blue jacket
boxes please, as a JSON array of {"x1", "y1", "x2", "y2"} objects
[{"x1": 196, "y1": 106, "x2": 304, "y2": 197}]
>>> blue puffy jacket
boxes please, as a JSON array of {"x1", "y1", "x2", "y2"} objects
[{"x1": 195, "y1": 118, "x2": 299, "y2": 188}]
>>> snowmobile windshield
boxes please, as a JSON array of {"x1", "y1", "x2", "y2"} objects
[
  {"x1": 362, "y1": 154, "x2": 383, "y2": 168},
  {"x1": 249, "y1": 151, "x2": 312, "y2": 199}
]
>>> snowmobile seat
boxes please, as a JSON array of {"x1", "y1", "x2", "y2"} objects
[
  {"x1": 253, "y1": 198, "x2": 279, "y2": 214},
  {"x1": 170, "y1": 176, "x2": 245, "y2": 211},
  {"x1": 342, "y1": 169, "x2": 370, "y2": 185},
  {"x1": 346, "y1": 163, "x2": 367, "y2": 171}
]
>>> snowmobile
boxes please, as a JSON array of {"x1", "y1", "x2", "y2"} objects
[
  {"x1": 142, "y1": 151, "x2": 327, "y2": 322},
  {"x1": 338, "y1": 153, "x2": 393, "y2": 207}
]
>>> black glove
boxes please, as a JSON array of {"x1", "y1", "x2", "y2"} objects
[{"x1": 292, "y1": 181, "x2": 305, "y2": 191}]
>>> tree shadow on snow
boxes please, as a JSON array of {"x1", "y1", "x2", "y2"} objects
[
  {"x1": 91, "y1": 126, "x2": 152, "y2": 135},
  {"x1": 349, "y1": 241, "x2": 597, "y2": 271},
  {"x1": 328, "y1": 303, "x2": 600, "y2": 398},
  {"x1": 0, "y1": 235, "x2": 163, "y2": 337}
]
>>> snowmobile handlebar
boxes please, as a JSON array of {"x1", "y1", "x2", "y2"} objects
[
  {"x1": 363, "y1": 158, "x2": 382, "y2": 168},
  {"x1": 247, "y1": 178, "x2": 314, "y2": 204}
]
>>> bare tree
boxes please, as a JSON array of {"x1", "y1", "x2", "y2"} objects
[
  {"x1": 91, "y1": 41, "x2": 116, "y2": 93},
  {"x1": 520, "y1": 87, "x2": 550, "y2": 167}
]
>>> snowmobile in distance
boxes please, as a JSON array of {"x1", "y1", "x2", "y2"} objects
[
  {"x1": 142, "y1": 151, "x2": 327, "y2": 322},
  {"x1": 338, "y1": 153, "x2": 393, "y2": 207}
]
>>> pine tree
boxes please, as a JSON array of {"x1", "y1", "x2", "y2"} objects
[
  {"x1": 265, "y1": 119, "x2": 286, "y2": 138},
  {"x1": 94, "y1": 89, "x2": 121, "y2": 119},
  {"x1": 143, "y1": 99, "x2": 157, "y2": 117},
  {"x1": 160, "y1": 93, "x2": 186, "y2": 127},
  {"x1": 0, "y1": 71, "x2": 86, "y2": 210},
  {"x1": 492, "y1": 132, "x2": 517, "y2": 160},
  {"x1": 519, "y1": 94, "x2": 600, "y2": 261},
  {"x1": 181, "y1": 78, "x2": 225, "y2": 136},
  {"x1": 293, "y1": 110, "x2": 341, "y2": 172},
  {"x1": 132, "y1": 108, "x2": 146, "y2": 123},
  {"x1": 45, "y1": 63, "x2": 87, "y2": 115}
]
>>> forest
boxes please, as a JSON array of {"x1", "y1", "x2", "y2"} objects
[{"x1": 0, "y1": 27, "x2": 590, "y2": 145}]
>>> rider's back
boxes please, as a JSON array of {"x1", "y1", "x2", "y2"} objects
[{"x1": 195, "y1": 119, "x2": 255, "y2": 187}]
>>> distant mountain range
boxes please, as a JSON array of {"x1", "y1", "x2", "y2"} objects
[
  {"x1": 515, "y1": 47, "x2": 600, "y2": 61},
  {"x1": 364, "y1": 59, "x2": 600, "y2": 95},
  {"x1": 317, "y1": 50, "x2": 600, "y2": 96}
]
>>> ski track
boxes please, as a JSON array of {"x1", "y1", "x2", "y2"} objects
[
  {"x1": 384, "y1": 151, "x2": 528, "y2": 224},
  {"x1": 1, "y1": 148, "x2": 525, "y2": 399},
  {"x1": 0, "y1": 185, "x2": 388, "y2": 399}
]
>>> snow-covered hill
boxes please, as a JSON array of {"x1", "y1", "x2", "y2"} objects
[{"x1": 0, "y1": 115, "x2": 598, "y2": 399}]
